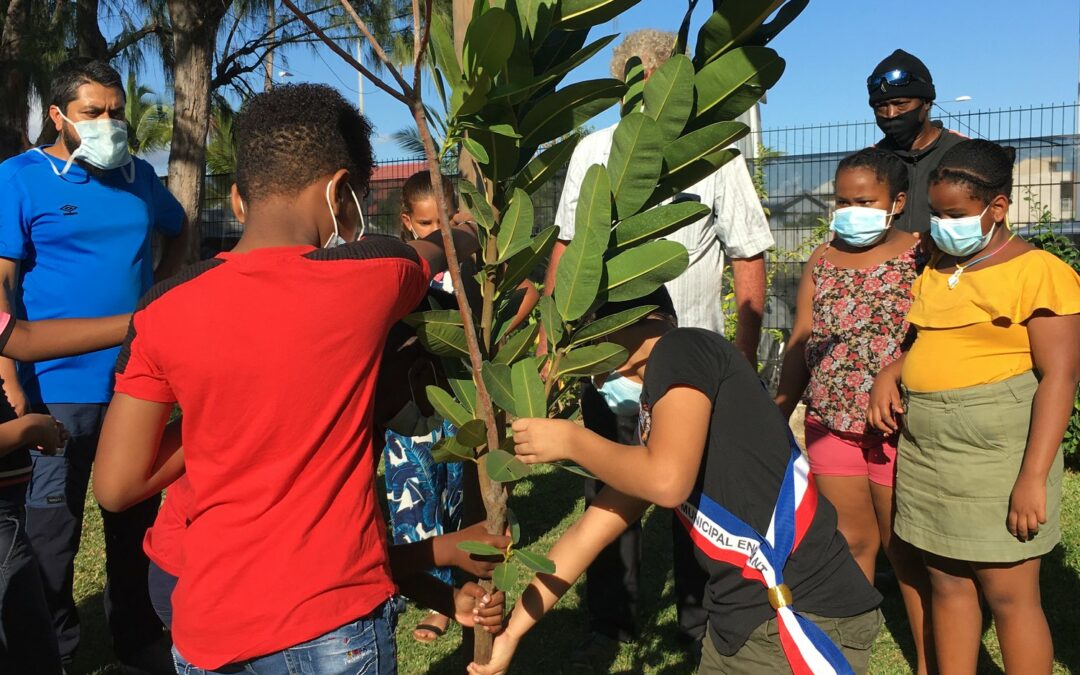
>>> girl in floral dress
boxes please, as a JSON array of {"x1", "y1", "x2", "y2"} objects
[{"x1": 776, "y1": 147, "x2": 934, "y2": 674}]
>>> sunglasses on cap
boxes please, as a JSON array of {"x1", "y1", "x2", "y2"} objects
[{"x1": 866, "y1": 69, "x2": 927, "y2": 92}]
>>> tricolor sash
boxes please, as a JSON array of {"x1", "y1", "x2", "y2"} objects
[{"x1": 675, "y1": 431, "x2": 854, "y2": 675}]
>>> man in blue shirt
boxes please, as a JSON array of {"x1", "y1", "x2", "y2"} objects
[{"x1": 0, "y1": 58, "x2": 188, "y2": 673}]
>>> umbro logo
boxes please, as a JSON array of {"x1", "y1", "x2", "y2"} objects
[{"x1": 60, "y1": 205, "x2": 78, "y2": 216}]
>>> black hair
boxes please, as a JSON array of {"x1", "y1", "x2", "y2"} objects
[
  {"x1": 593, "y1": 286, "x2": 678, "y2": 325},
  {"x1": 233, "y1": 83, "x2": 374, "y2": 202},
  {"x1": 835, "y1": 147, "x2": 909, "y2": 199},
  {"x1": 929, "y1": 139, "x2": 1016, "y2": 205},
  {"x1": 49, "y1": 58, "x2": 124, "y2": 113},
  {"x1": 0, "y1": 126, "x2": 25, "y2": 163}
]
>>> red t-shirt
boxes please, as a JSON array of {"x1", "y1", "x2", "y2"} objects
[
  {"x1": 115, "y1": 238, "x2": 429, "y2": 668},
  {"x1": 143, "y1": 474, "x2": 192, "y2": 577}
]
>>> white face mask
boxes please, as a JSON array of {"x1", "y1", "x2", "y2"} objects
[
  {"x1": 324, "y1": 178, "x2": 366, "y2": 248},
  {"x1": 53, "y1": 109, "x2": 133, "y2": 181}
]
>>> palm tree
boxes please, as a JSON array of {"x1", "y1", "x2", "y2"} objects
[{"x1": 124, "y1": 70, "x2": 173, "y2": 154}]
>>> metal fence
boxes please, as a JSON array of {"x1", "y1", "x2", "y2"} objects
[{"x1": 198, "y1": 102, "x2": 1080, "y2": 375}]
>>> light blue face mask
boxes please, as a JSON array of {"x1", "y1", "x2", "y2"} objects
[
  {"x1": 323, "y1": 178, "x2": 366, "y2": 247},
  {"x1": 596, "y1": 372, "x2": 643, "y2": 416},
  {"x1": 830, "y1": 204, "x2": 896, "y2": 247},
  {"x1": 55, "y1": 110, "x2": 132, "y2": 177},
  {"x1": 930, "y1": 205, "x2": 993, "y2": 257}
]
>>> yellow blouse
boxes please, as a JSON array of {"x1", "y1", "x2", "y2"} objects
[{"x1": 902, "y1": 249, "x2": 1080, "y2": 392}]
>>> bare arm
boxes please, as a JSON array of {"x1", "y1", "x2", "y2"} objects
[
  {"x1": 468, "y1": 488, "x2": 649, "y2": 675},
  {"x1": 0, "y1": 257, "x2": 25, "y2": 415},
  {"x1": 1008, "y1": 312, "x2": 1080, "y2": 540},
  {"x1": 513, "y1": 386, "x2": 711, "y2": 508},
  {"x1": 509, "y1": 280, "x2": 540, "y2": 333},
  {"x1": 94, "y1": 394, "x2": 183, "y2": 512},
  {"x1": 156, "y1": 217, "x2": 192, "y2": 282},
  {"x1": 389, "y1": 522, "x2": 510, "y2": 579},
  {"x1": 774, "y1": 246, "x2": 825, "y2": 418},
  {"x1": 3, "y1": 315, "x2": 131, "y2": 362},
  {"x1": 730, "y1": 254, "x2": 766, "y2": 367}
]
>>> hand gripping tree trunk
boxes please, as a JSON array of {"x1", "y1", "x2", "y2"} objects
[{"x1": 167, "y1": 0, "x2": 230, "y2": 265}]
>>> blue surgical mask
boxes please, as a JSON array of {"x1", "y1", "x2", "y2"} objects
[
  {"x1": 596, "y1": 372, "x2": 643, "y2": 416},
  {"x1": 56, "y1": 110, "x2": 132, "y2": 176},
  {"x1": 324, "y1": 178, "x2": 366, "y2": 248},
  {"x1": 830, "y1": 204, "x2": 896, "y2": 247},
  {"x1": 930, "y1": 205, "x2": 994, "y2": 257}
]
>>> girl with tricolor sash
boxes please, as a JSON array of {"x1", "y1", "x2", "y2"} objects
[{"x1": 469, "y1": 287, "x2": 883, "y2": 675}]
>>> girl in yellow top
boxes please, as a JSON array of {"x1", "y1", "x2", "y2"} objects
[{"x1": 869, "y1": 139, "x2": 1080, "y2": 675}]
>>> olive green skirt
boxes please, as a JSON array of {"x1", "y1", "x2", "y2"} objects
[{"x1": 894, "y1": 370, "x2": 1062, "y2": 562}]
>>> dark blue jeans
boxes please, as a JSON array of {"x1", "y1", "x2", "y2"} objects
[
  {"x1": 25, "y1": 402, "x2": 163, "y2": 662},
  {"x1": 0, "y1": 501, "x2": 62, "y2": 674},
  {"x1": 147, "y1": 560, "x2": 178, "y2": 630},
  {"x1": 171, "y1": 598, "x2": 403, "y2": 675}
]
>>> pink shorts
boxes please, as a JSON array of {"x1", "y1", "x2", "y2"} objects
[{"x1": 804, "y1": 416, "x2": 898, "y2": 487}]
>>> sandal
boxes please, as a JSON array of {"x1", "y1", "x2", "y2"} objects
[{"x1": 412, "y1": 612, "x2": 450, "y2": 644}]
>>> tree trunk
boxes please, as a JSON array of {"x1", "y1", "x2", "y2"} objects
[
  {"x1": 0, "y1": 0, "x2": 32, "y2": 140},
  {"x1": 166, "y1": 0, "x2": 229, "y2": 264},
  {"x1": 75, "y1": 0, "x2": 108, "y2": 58},
  {"x1": 263, "y1": 3, "x2": 275, "y2": 91}
]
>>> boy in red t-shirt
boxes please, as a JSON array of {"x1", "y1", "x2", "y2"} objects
[{"x1": 92, "y1": 84, "x2": 499, "y2": 674}]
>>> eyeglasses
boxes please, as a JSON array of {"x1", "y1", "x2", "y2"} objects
[{"x1": 866, "y1": 69, "x2": 927, "y2": 92}]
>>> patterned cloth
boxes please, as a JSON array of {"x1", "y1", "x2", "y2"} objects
[
  {"x1": 383, "y1": 420, "x2": 464, "y2": 585},
  {"x1": 803, "y1": 244, "x2": 918, "y2": 434}
]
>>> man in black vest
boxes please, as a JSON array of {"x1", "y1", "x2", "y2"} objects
[{"x1": 868, "y1": 49, "x2": 965, "y2": 234}]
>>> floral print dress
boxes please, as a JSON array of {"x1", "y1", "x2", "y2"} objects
[{"x1": 803, "y1": 244, "x2": 919, "y2": 435}]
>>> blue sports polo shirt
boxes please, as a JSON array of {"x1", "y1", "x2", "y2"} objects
[{"x1": 0, "y1": 148, "x2": 184, "y2": 403}]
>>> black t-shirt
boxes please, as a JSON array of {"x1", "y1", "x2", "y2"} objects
[
  {"x1": 0, "y1": 317, "x2": 28, "y2": 505},
  {"x1": 640, "y1": 328, "x2": 881, "y2": 656},
  {"x1": 876, "y1": 122, "x2": 966, "y2": 234}
]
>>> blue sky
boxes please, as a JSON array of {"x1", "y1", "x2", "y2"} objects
[{"x1": 133, "y1": 0, "x2": 1080, "y2": 162}]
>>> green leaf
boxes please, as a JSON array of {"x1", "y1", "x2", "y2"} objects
[
  {"x1": 403, "y1": 310, "x2": 464, "y2": 329},
  {"x1": 492, "y1": 287, "x2": 529, "y2": 344},
  {"x1": 425, "y1": 385, "x2": 472, "y2": 428},
  {"x1": 485, "y1": 123, "x2": 522, "y2": 138},
  {"x1": 461, "y1": 136, "x2": 490, "y2": 164},
  {"x1": 508, "y1": 508, "x2": 521, "y2": 544},
  {"x1": 416, "y1": 323, "x2": 470, "y2": 358},
  {"x1": 694, "y1": 0, "x2": 784, "y2": 66},
  {"x1": 432, "y1": 435, "x2": 475, "y2": 462},
  {"x1": 469, "y1": 117, "x2": 521, "y2": 182},
  {"x1": 538, "y1": 295, "x2": 563, "y2": 350},
  {"x1": 649, "y1": 149, "x2": 740, "y2": 208},
  {"x1": 499, "y1": 226, "x2": 559, "y2": 294},
  {"x1": 520, "y1": 79, "x2": 626, "y2": 148},
  {"x1": 553, "y1": 0, "x2": 644, "y2": 31},
  {"x1": 620, "y1": 56, "x2": 645, "y2": 117},
  {"x1": 570, "y1": 305, "x2": 657, "y2": 345},
  {"x1": 510, "y1": 135, "x2": 581, "y2": 196},
  {"x1": 613, "y1": 201, "x2": 711, "y2": 250},
  {"x1": 674, "y1": 0, "x2": 701, "y2": 55},
  {"x1": 663, "y1": 121, "x2": 748, "y2": 177},
  {"x1": 554, "y1": 164, "x2": 610, "y2": 322},
  {"x1": 451, "y1": 74, "x2": 493, "y2": 117},
  {"x1": 603, "y1": 240, "x2": 689, "y2": 302},
  {"x1": 429, "y1": 12, "x2": 462, "y2": 85},
  {"x1": 694, "y1": 46, "x2": 785, "y2": 122},
  {"x1": 643, "y1": 54, "x2": 695, "y2": 142},
  {"x1": 455, "y1": 419, "x2": 489, "y2": 448},
  {"x1": 608, "y1": 113, "x2": 664, "y2": 220},
  {"x1": 458, "y1": 181, "x2": 496, "y2": 233},
  {"x1": 492, "y1": 562, "x2": 518, "y2": 591},
  {"x1": 485, "y1": 448, "x2": 531, "y2": 482},
  {"x1": 494, "y1": 323, "x2": 539, "y2": 365},
  {"x1": 497, "y1": 189, "x2": 535, "y2": 262},
  {"x1": 751, "y1": 0, "x2": 808, "y2": 46},
  {"x1": 514, "y1": 548, "x2": 556, "y2": 574},
  {"x1": 554, "y1": 461, "x2": 597, "y2": 479},
  {"x1": 555, "y1": 343, "x2": 627, "y2": 378},
  {"x1": 511, "y1": 359, "x2": 546, "y2": 418},
  {"x1": 463, "y1": 8, "x2": 516, "y2": 79},
  {"x1": 457, "y1": 540, "x2": 506, "y2": 556},
  {"x1": 488, "y1": 35, "x2": 618, "y2": 106},
  {"x1": 443, "y1": 360, "x2": 478, "y2": 414},
  {"x1": 481, "y1": 362, "x2": 516, "y2": 413}
]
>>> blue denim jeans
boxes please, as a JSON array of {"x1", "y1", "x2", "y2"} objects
[{"x1": 171, "y1": 597, "x2": 403, "y2": 675}]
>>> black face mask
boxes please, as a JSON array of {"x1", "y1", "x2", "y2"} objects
[{"x1": 876, "y1": 106, "x2": 925, "y2": 149}]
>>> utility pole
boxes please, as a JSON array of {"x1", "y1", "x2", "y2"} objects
[{"x1": 356, "y1": 38, "x2": 365, "y2": 114}]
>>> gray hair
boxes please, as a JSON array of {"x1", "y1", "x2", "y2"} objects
[{"x1": 610, "y1": 29, "x2": 678, "y2": 80}]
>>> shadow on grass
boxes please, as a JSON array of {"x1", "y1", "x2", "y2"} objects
[
  {"x1": 1043, "y1": 546, "x2": 1080, "y2": 672},
  {"x1": 69, "y1": 590, "x2": 123, "y2": 675}
]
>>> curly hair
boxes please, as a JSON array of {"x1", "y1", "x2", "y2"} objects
[
  {"x1": 836, "y1": 147, "x2": 909, "y2": 199},
  {"x1": 929, "y1": 139, "x2": 1017, "y2": 205},
  {"x1": 610, "y1": 29, "x2": 677, "y2": 80},
  {"x1": 233, "y1": 83, "x2": 374, "y2": 202}
]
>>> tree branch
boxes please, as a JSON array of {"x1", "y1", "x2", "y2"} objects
[
  {"x1": 411, "y1": 0, "x2": 421, "y2": 66},
  {"x1": 107, "y1": 21, "x2": 167, "y2": 59},
  {"x1": 337, "y1": 0, "x2": 413, "y2": 96},
  {"x1": 280, "y1": 0, "x2": 411, "y2": 106},
  {"x1": 412, "y1": 0, "x2": 433, "y2": 94}
]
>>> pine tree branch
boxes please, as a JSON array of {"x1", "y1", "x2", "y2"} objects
[{"x1": 337, "y1": 0, "x2": 413, "y2": 96}]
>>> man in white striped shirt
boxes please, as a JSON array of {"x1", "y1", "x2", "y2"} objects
[{"x1": 541, "y1": 29, "x2": 774, "y2": 666}]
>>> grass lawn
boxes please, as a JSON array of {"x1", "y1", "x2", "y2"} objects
[{"x1": 70, "y1": 465, "x2": 1080, "y2": 674}]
